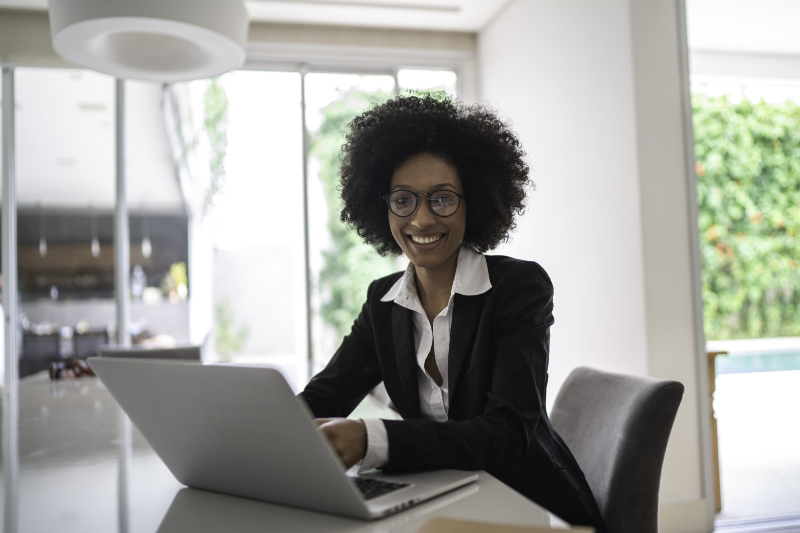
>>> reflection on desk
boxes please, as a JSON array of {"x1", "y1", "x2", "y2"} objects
[{"x1": 2, "y1": 373, "x2": 571, "y2": 533}]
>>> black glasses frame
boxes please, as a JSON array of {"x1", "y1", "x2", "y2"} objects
[{"x1": 382, "y1": 189, "x2": 466, "y2": 218}]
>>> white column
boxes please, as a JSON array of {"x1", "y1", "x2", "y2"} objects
[
  {"x1": 114, "y1": 77, "x2": 132, "y2": 533},
  {"x1": 2, "y1": 65, "x2": 20, "y2": 533},
  {"x1": 115, "y1": 78, "x2": 131, "y2": 348},
  {"x1": 300, "y1": 67, "x2": 314, "y2": 381}
]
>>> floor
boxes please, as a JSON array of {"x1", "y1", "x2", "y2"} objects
[{"x1": 714, "y1": 370, "x2": 800, "y2": 531}]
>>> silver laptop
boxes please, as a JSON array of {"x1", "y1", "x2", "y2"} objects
[{"x1": 88, "y1": 357, "x2": 478, "y2": 520}]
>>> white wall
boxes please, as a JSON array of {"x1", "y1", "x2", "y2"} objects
[
  {"x1": 481, "y1": 0, "x2": 648, "y2": 410},
  {"x1": 479, "y1": 1, "x2": 712, "y2": 532}
]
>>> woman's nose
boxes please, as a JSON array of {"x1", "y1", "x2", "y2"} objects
[{"x1": 411, "y1": 199, "x2": 436, "y2": 229}]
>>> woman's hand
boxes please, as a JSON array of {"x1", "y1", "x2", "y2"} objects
[{"x1": 314, "y1": 418, "x2": 367, "y2": 469}]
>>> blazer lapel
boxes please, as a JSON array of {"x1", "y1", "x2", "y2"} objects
[
  {"x1": 392, "y1": 304, "x2": 420, "y2": 419},
  {"x1": 448, "y1": 294, "x2": 484, "y2": 407}
]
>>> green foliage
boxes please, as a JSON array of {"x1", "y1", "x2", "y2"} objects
[
  {"x1": 214, "y1": 298, "x2": 249, "y2": 362},
  {"x1": 170, "y1": 262, "x2": 188, "y2": 287},
  {"x1": 310, "y1": 90, "x2": 398, "y2": 339},
  {"x1": 203, "y1": 77, "x2": 229, "y2": 216},
  {"x1": 693, "y1": 93, "x2": 800, "y2": 340},
  {"x1": 400, "y1": 87, "x2": 451, "y2": 101}
]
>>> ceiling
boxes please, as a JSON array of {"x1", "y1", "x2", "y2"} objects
[
  {"x1": 245, "y1": 0, "x2": 510, "y2": 31},
  {"x1": 2, "y1": 0, "x2": 799, "y2": 53},
  {"x1": 0, "y1": 0, "x2": 511, "y2": 32},
  {"x1": 7, "y1": 68, "x2": 184, "y2": 211}
]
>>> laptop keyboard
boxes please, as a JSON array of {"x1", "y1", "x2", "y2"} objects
[{"x1": 352, "y1": 477, "x2": 409, "y2": 500}]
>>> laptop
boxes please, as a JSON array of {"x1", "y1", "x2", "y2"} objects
[{"x1": 88, "y1": 357, "x2": 478, "y2": 520}]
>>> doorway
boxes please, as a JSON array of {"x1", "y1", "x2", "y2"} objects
[{"x1": 692, "y1": 78, "x2": 800, "y2": 529}]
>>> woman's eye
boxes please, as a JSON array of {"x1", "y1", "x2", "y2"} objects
[{"x1": 431, "y1": 194, "x2": 456, "y2": 205}]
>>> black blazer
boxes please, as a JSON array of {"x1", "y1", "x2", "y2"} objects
[{"x1": 301, "y1": 255, "x2": 605, "y2": 530}]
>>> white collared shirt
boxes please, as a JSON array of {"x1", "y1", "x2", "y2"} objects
[{"x1": 360, "y1": 245, "x2": 492, "y2": 471}]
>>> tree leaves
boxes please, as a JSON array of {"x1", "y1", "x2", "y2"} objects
[
  {"x1": 202, "y1": 77, "x2": 229, "y2": 217},
  {"x1": 694, "y1": 93, "x2": 800, "y2": 339}
]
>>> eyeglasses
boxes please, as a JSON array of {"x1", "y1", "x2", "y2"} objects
[{"x1": 382, "y1": 189, "x2": 465, "y2": 218}]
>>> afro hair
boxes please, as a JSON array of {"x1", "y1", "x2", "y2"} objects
[{"x1": 339, "y1": 94, "x2": 531, "y2": 255}]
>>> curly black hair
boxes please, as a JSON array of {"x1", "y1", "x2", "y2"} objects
[{"x1": 339, "y1": 94, "x2": 531, "y2": 256}]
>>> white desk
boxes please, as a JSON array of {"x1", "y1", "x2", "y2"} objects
[{"x1": 1, "y1": 373, "x2": 571, "y2": 533}]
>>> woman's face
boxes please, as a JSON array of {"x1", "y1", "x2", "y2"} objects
[{"x1": 388, "y1": 153, "x2": 467, "y2": 270}]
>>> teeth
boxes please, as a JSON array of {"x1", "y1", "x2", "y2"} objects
[{"x1": 410, "y1": 235, "x2": 442, "y2": 244}]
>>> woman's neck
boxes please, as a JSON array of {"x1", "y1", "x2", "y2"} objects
[{"x1": 414, "y1": 248, "x2": 460, "y2": 321}]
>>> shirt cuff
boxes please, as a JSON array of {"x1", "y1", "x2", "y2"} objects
[{"x1": 359, "y1": 418, "x2": 389, "y2": 473}]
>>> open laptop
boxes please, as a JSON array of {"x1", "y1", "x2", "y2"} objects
[{"x1": 88, "y1": 357, "x2": 478, "y2": 520}]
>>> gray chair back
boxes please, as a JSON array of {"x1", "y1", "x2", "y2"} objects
[
  {"x1": 550, "y1": 366, "x2": 684, "y2": 533},
  {"x1": 98, "y1": 346, "x2": 201, "y2": 361}
]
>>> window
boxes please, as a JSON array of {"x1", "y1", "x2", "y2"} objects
[
  {"x1": 398, "y1": 69, "x2": 457, "y2": 96},
  {"x1": 4, "y1": 64, "x2": 458, "y2": 387},
  {"x1": 170, "y1": 71, "x2": 307, "y2": 388},
  {"x1": 305, "y1": 73, "x2": 399, "y2": 374},
  {"x1": 7, "y1": 68, "x2": 191, "y2": 377},
  {"x1": 170, "y1": 67, "x2": 458, "y2": 388}
]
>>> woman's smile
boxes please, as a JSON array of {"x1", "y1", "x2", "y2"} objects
[{"x1": 407, "y1": 233, "x2": 445, "y2": 246}]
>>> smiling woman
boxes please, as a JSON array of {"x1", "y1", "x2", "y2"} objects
[{"x1": 299, "y1": 94, "x2": 608, "y2": 532}]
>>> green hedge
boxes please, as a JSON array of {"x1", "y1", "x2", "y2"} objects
[{"x1": 693, "y1": 93, "x2": 800, "y2": 340}]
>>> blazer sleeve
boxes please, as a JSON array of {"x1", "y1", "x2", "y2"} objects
[
  {"x1": 381, "y1": 261, "x2": 554, "y2": 474},
  {"x1": 299, "y1": 281, "x2": 384, "y2": 419}
]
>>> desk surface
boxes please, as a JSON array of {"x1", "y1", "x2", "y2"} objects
[{"x1": 1, "y1": 373, "x2": 570, "y2": 533}]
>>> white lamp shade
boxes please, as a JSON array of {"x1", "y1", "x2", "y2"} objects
[{"x1": 49, "y1": 0, "x2": 249, "y2": 82}]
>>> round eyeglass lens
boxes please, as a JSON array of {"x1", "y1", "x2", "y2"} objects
[
  {"x1": 388, "y1": 191, "x2": 417, "y2": 216},
  {"x1": 429, "y1": 191, "x2": 459, "y2": 216}
]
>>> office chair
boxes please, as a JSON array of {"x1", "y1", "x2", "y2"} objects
[
  {"x1": 550, "y1": 366, "x2": 684, "y2": 533},
  {"x1": 98, "y1": 346, "x2": 201, "y2": 360}
]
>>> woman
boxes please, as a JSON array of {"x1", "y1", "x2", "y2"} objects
[{"x1": 300, "y1": 94, "x2": 606, "y2": 531}]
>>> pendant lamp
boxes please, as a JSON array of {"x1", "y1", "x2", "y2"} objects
[
  {"x1": 91, "y1": 209, "x2": 100, "y2": 258},
  {"x1": 39, "y1": 207, "x2": 48, "y2": 257},
  {"x1": 48, "y1": 0, "x2": 249, "y2": 82},
  {"x1": 141, "y1": 216, "x2": 152, "y2": 259}
]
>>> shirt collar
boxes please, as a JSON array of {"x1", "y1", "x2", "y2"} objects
[{"x1": 380, "y1": 245, "x2": 492, "y2": 305}]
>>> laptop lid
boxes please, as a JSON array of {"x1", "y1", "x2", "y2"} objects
[{"x1": 88, "y1": 357, "x2": 373, "y2": 519}]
